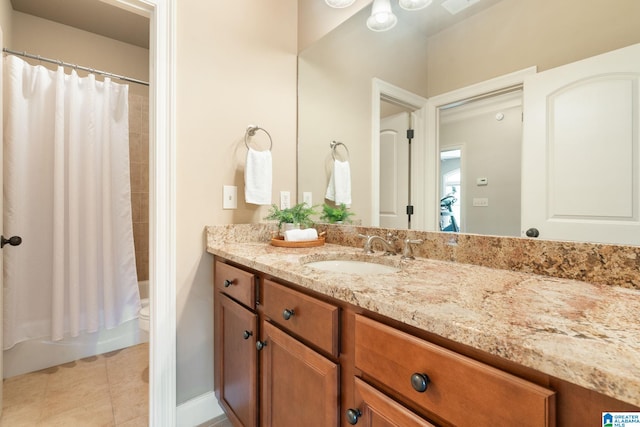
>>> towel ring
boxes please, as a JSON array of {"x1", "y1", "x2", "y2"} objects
[
  {"x1": 330, "y1": 141, "x2": 350, "y2": 161},
  {"x1": 245, "y1": 125, "x2": 273, "y2": 151}
]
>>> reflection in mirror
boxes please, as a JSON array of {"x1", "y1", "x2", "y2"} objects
[
  {"x1": 438, "y1": 88, "x2": 522, "y2": 237},
  {"x1": 439, "y1": 149, "x2": 461, "y2": 232},
  {"x1": 298, "y1": 0, "x2": 640, "y2": 245}
]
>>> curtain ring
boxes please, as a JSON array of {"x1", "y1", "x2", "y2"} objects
[{"x1": 244, "y1": 125, "x2": 273, "y2": 151}]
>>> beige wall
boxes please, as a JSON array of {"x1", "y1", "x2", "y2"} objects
[
  {"x1": 298, "y1": 0, "x2": 370, "y2": 53},
  {"x1": 0, "y1": 0, "x2": 12, "y2": 46},
  {"x1": 10, "y1": 11, "x2": 148, "y2": 96},
  {"x1": 176, "y1": 0, "x2": 298, "y2": 404},
  {"x1": 426, "y1": 0, "x2": 640, "y2": 96}
]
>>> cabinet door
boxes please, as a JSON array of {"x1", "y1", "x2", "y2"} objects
[
  {"x1": 346, "y1": 377, "x2": 436, "y2": 427},
  {"x1": 217, "y1": 294, "x2": 258, "y2": 427},
  {"x1": 260, "y1": 321, "x2": 339, "y2": 427}
]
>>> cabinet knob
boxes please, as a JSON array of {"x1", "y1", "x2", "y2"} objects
[
  {"x1": 223, "y1": 279, "x2": 234, "y2": 288},
  {"x1": 525, "y1": 228, "x2": 540, "y2": 238},
  {"x1": 243, "y1": 330, "x2": 253, "y2": 340},
  {"x1": 256, "y1": 340, "x2": 267, "y2": 351},
  {"x1": 345, "y1": 408, "x2": 362, "y2": 425},
  {"x1": 410, "y1": 372, "x2": 430, "y2": 393},
  {"x1": 282, "y1": 308, "x2": 295, "y2": 320}
]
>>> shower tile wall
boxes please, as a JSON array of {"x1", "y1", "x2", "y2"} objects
[{"x1": 129, "y1": 93, "x2": 149, "y2": 282}]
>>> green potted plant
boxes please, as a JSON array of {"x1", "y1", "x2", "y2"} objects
[
  {"x1": 265, "y1": 203, "x2": 317, "y2": 230},
  {"x1": 319, "y1": 203, "x2": 354, "y2": 224}
]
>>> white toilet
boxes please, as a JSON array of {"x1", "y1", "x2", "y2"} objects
[{"x1": 139, "y1": 298, "x2": 150, "y2": 333}]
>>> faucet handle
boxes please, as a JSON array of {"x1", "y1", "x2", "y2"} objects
[
  {"x1": 358, "y1": 234, "x2": 375, "y2": 254},
  {"x1": 401, "y1": 238, "x2": 424, "y2": 260}
]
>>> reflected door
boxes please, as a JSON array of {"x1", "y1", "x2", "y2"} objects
[
  {"x1": 380, "y1": 112, "x2": 410, "y2": 229},
  {"x1": 522, "y1": 43, "x2": 640, "y2": 244}
]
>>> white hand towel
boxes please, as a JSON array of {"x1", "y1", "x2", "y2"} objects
[
  {"x1": 244, "y1": 147, "x2": 272, "y2": 205},
  {"x1": 325, "y1": 159, "x2": 351, "y2": 205},
  {"x1": 284, "y1": 228, "x2": 318, "y2": 242}
]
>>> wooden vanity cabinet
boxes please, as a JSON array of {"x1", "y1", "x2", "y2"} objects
[
  {"x1": 214, "y1": 256, "x2": 637, "y2": 427},
  {"x1": 260, "y1": 278, "x2": 340, "y2": 426},
  {"x1": 214, "y1": 260, "x2": 259, "y2": 427},
  {"x1": 217, "y1": 294, "x2": 258, "y2": 427},
  {"x1": 214, "y1": 260, "x2": 339, "y2": 427},
  {"x1": 259, "y1": 321, "x2": 339, "y2": 426}
]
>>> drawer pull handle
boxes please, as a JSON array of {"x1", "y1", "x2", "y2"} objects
[
  {"x1": 223, "y1": 279, "x2": 234, "y2": 288},
  {"x1": 345, "y1": 408, "x2": 362, "y2": 425},
  {"x1": 243, "y1": 330, "x2": 253, "y2": 340},
  {"x1": 256, "y1": 340, "x2": 267, "y2": 351},
  {"x1": 282, "y1": 308, "x2": 295, "y2": 320},
  {"x1": 411, "y1": 372, "x2": 430, "y2": 393}
]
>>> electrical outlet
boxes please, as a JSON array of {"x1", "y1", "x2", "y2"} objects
[
  {"x1": 473, "y1": 197, "x2": 489, "y2": 207},
  {"x1": 280, "y1": 191, "x2": 291, "y2": 209},
  {"x1": 223, "y1": 185, "x2": 237, "y2": 209},
  {"x1": 303, "y1": 192, "x2": 313, "y2": 207}
]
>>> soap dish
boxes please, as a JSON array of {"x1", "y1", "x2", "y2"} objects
[{"x1": 270, "y1": 236, "x2": 325, "y2": 248}]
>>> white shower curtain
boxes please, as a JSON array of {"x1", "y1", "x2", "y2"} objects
[{"x1": 3, "y1": 55, "x2": 140, "y2": 349}]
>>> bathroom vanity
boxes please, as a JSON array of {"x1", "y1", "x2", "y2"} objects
[{"x1": 209, "y1": 225, "x2": 640, "y2": 426}]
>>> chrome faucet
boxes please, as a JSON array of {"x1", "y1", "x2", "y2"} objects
[{"x1": 358, "y1": 233, "x2": 397, "y2": 255}]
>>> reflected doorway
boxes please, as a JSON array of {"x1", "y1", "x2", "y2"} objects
[{"x1": 440, "y1": 149, "x2": 462, "y2": 232}]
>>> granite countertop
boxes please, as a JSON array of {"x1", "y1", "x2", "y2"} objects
[{"x1": 206, "y1": 226, "x2": 640, "y2": 407}]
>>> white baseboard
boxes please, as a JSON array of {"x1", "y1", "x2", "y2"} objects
[{"x1": 177, "y1": 391, "x2": 225, "y2": 427}]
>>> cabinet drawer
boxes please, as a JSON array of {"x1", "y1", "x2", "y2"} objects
[
  {"x1": 263, "y1": 279, "x2": 339, "y2": 357},
  {"x1": 355, "y1": 315, "x2": 556, "y2": 427},
  {"x1": 214, "y1": 260, "x2": 256, "y2": 308}
]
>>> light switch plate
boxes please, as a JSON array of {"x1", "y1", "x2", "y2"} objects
[
  {"x1": 473, "y1": 197, "x2": 489, "y2": 207},
  {"x1": 280, "y1": 191, "x2": 291, "y2": 209},
  {"x1": 223, "y1": 185, "x2": 237, "y2": 209},
  {"x1": 303, "y1": 192, "x2": 313, "y2": 207}
]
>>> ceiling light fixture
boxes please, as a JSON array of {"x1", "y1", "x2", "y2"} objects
[
  {"x1": 325, "y1": 0, "x2": 357, "y2": 8},
  {"x1": 398, "y1": 0, "x2": 432, "y2": 11},
  {"x1": 366, "y1": 0, "x2": 398, "y2": 32}
]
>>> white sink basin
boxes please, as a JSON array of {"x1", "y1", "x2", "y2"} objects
[{"x1": 304, "y1": 259, "x2": 399, "y2": 275}]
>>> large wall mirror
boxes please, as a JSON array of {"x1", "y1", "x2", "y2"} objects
[{"x1": 297, "y1": 0, "x2": 640, "y2": 245}]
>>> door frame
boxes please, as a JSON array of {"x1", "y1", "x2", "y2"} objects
[
  {"x1": 425, "y1": 67, "x2": 536, "y2": 231},
  {"x1": 103, "y1": 0, "x2": 177, "y2": 424},
  {"x1": 371, "y1": 78, "x2": 428, "y2": 230}
]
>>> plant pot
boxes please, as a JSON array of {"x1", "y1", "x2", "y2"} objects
[{"x1": 280, "y1": 222, "x2": 300, "y2": 236}]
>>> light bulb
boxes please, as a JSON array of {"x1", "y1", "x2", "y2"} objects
[
  {"x1": 399, "y1": 0, "x2": 432, "y2": 10},
  {"x1": 366, "y1": 0, "x2": 397, "y2": 32}
]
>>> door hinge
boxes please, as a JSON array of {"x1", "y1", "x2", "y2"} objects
[
  {"x1": 406, "y1": 129, "x2": 414, "y2": 140},
  {"x1": 406, "y1": 205, "x2": 414, "y2": 215}
]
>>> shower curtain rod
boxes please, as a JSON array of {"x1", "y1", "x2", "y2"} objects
[{"x1": 2, "y1": 48, "x2": 149, "y2": 87}]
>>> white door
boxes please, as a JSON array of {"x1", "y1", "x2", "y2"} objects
[
  {"x1": 379, "y1": 112, "x2": 410, "y2": 229},
  {"x1": 521, "y1": 43, "x2": 640, "y2": 244}
]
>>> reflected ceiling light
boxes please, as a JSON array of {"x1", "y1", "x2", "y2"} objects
[
  {"x1": 399, "y1": 0, "x2": 432, "y2": 11},
  {"x1": 325, "y1": 0, "x2": 357, "y2": 8},
  {"x1": 366, "y1": 0, "x2": 398, "y2": 32}
]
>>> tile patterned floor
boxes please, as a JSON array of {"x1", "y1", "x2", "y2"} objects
[{"x1": 0, "y1": 343, "x2": 149, "y2": 426}]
